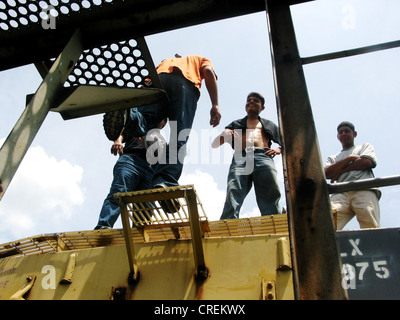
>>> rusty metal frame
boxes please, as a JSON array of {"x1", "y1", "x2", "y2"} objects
[
  {"x1": 265, "y1": 0, "x2": 347, "y2": 300},
  {"x1": 0, "y1": 0, "x2": 314, "y2": 71},
  {"x1": 2, "y1": 0, "x2": 398, "y2": 300},
  {"x1": 0, "y1": 33, "x2": 167, "y2": 198},
  {"x1": 0, "y1": 29, "x2": 83, "y2": 201}
]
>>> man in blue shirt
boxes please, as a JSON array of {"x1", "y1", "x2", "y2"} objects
[{"x1": 95, "y1": 118, "x2": 167, "y2": 229}]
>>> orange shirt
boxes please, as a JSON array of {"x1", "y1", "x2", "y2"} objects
[{"x1": 156, "y1": 55, "x2": 216, "y2": 90}]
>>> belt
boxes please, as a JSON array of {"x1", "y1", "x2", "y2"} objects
[{"x1": 244, "y1": 147, "x2": 267, "y2": 153}]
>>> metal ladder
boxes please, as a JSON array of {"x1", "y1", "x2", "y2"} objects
[{"x1": 114, "y1": 185, "x2": 210, "y2": 284}]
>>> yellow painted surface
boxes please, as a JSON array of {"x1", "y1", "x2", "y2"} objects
[{"x1": 0, "y1": 233, "x2": 293, "y2": 300}]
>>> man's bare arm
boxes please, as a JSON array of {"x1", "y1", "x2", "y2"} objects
[
  {"x1": 325, "y1": 155, "x2": 374, "y2": 181},
  {"x1": 203, "y1": 65, "x2": 221, "y2": 127},
  {"x1": 211, "y1": 129, "x2": 237, "y2": 148}
]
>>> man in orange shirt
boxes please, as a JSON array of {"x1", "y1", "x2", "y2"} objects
[{"x1": 104, "y1": 54, "x2": 220, "y2": 211}]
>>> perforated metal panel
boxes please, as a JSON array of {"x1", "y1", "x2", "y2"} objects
[
  {"x1": 0, "y1": 0, "x2": 112, "y2": 32},
  {"x1": 0, "y1": 0, "x2": 155, "y2": 89},
  {"x1": 64, "y1": 39, "x2": 152, "y2": 88}
]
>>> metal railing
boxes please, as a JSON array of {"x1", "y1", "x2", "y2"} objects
[{"x1": 328, "y1": 175, "x2": 400, "y2": 194}]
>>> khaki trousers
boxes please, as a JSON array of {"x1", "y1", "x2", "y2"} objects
[{"x1": 330, "y1": 190, "x2": 380, "y2": 230}]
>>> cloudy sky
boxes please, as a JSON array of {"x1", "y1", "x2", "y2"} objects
[{"x1": 1, "y1": 0, "x2": 400, "y2": 243}]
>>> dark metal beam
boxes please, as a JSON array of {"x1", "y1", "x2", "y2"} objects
[
  {"x1": 265, "y1": 0, "x2": 347, "y2": 300},
  {"x1": 0, "y1": 0, "x2": 263, "y2": 71},
  {"x1": 0, "y1": 30, "x2": 83, "y2": 201},
  {"x1": 302, "y1": 39, "x2": 400, "y2": 65},
  {"x1": 0, "y1": 0, "x2": 314, "y2": 71},
  {"x1": 328, "y1": 175, "x2": 400, "y2": 194}
]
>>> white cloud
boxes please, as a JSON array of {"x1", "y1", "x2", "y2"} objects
[
  {"x1": 241, "y1": 206, "x2": 262, "y2": 219},
  {"x1": 0, "y1": 142, "x2": 84, "y2": 242},
  {"x1": 179, "y1": 169, "x2": 225, "y2": 221},
  {"x1": 179, "y1": 163, "x2": 287, "y2": 222}
]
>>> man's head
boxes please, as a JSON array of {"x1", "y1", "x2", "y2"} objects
[
  {"x1": 245, "y1": 92, "x2": 265, "y2": 116},
  {"x1": 337, "y1": 121, "x2": 355, "y2": 133},
  {"x1": 337, "y1": 121, "x2": 357, "y2": 149}
]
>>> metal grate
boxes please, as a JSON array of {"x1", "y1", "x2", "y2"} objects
[
  {"x1": 115, "y1": 185, "x2": 209, "y2": 228},
  {"x1": 0, "y1": 0, "x2": 113, "y2": 32},
  {"x1": 0, "y1": 215, "x2": 289, "y2": 258},
  {"x1": 0, "y1": 185, "x2": 290, "y2": 260},
  {"x1": 64, "y1": 38, "x2": 152, "y2": 88},
  {"x1": 0, "y1": 1, "x2": 156, "y2": 89}
]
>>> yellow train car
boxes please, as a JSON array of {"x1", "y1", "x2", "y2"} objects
[{"x1": 0, "y1": 185, "x2": 293, "y2": 300}]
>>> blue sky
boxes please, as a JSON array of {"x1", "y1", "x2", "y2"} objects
[{"x1": 1, "y1": 0, "x2": 400, "y2": 243}]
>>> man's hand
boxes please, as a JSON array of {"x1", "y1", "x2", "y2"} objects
[
  {"x1": 325, "y1": 154, "x2": 373, "y2": 181},
  {"x1": 111, "y1": 135, "x2": 124, "y2": 156},
  {"x1": 264, "y1": 147, "x2": 281, "y2": 158},
  {"x1": 210, "y1": 105, "x2": 221, "y2": 127}
]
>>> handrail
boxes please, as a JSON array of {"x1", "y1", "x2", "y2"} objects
[
  {"x1": 327, "y1": 175, "x2": 400, "y2": 194},
  {"x1": 301, "y1": 39, "x2": 400, "y2": 65}
]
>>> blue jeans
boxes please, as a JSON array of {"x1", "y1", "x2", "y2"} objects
[
  {"x1": 220, "y1": 152, "x2": 281, "y2": 219},
  {"x1": 95, "y1": 154, "x2": 154, "y2": 229},
  {"x1": 124, "y1": 73, "x2": 199, "y2": 187},
  {"x1": 124, "y1": 105, "x2": 167, "y2": 137}
]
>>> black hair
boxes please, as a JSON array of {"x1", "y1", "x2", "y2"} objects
[
  {"x1": 337, "y1": 121, "x2": 355, "y2": 132},
  {"x1": 247, "y1": 92, "x2": 265, "y2": 106}
]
